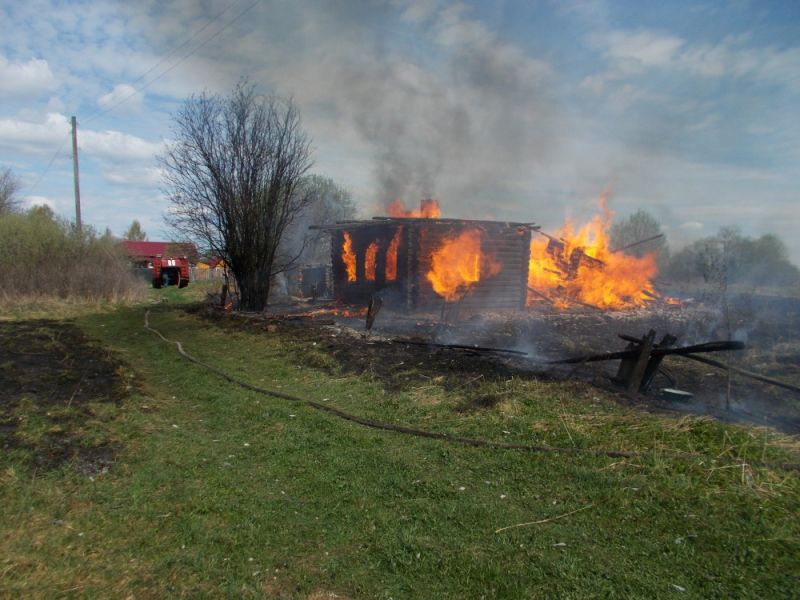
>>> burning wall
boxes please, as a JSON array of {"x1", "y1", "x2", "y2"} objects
[{"x1": 330, "y1": 204, "x2": 532, "y2": 310}]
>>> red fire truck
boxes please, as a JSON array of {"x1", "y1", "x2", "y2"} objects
[{"x1": 152, "y1": 255, "x2": 190, "y2": 288}]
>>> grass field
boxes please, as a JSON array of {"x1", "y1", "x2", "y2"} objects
[{"x1": 2, "y1": 286, "x2": 799, "y2": 598}]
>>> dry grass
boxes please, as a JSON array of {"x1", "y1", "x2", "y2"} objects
[{"x1": 0, "y1": 289, "x2": 147, "y2": 320}]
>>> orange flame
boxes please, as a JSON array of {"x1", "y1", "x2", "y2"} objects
[
  {"x1": 385, "y1": 227, "x2": 402, "y2": 281},
  {"x1": 427, "y1": 229, "x2": 501, "y2": 302},
  {"x1": 527, "y1": 195, "x2": 658, "y2": 309},
  {"x1": 365, "y1": 241, "x2": 378, "y2": 281},
  {"x1": 342, "y1": 232, "x2": 356, "y2": 282},
  {"x1": 387, "y1": 198, "x2": 441, "y2": 218}
]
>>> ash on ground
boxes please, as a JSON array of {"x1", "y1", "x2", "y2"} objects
[{"x1": 248, "y1": 290, "x2": 800, "y2": 434}]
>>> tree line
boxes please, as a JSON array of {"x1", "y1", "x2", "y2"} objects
[
  {"x1": 4, "y1": 78, "x2": 796, "y2": 309},
  {"x1": 610, "y1": 210, "x2": 800, "y2": 287}
]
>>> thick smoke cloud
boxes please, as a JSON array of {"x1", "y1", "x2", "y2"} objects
[
  {"x1": 125, "y1": 0, "x2": 800, "y2": 261},
  {"x1": 133, "y1": 0, "x2": 558, "y2": 215}
]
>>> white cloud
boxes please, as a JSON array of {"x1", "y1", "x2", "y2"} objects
[
  {"x1": 104, "y1": 165, "x2": 163, "y2": 187},
  {"x1": 21, "y1": 195, "x2": 55, "y2": 210},
  {"x1": 80, "y1": 128, "x2": 165, "y2": 164},
  {"x1": 0, "y1": 113, "x2": 163, "y2": 164},
  {"x1": 393, "y1": 0, "x2": 439, "y2": 23},
  {"x1": 601, "y1": 30, "x2": 685, "y2": 68},
  {"x1": 680, "y1": 221, "x2": 704, "y2": 231},
  {"x1": 0, "y1": 112, "x2": 70, "y2": 155},
  {"x1": 97, "y1": 83, "x2": 144, "y2": 114},
  {"x1": 0, "y1": 55, "x2": 57, "y2": 98},
  {"x1": 587, "y1": 28, "x2": 800, "y2": 93}
]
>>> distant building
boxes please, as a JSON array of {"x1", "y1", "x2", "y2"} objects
[
  {"x1": 120, "y1": 240, "x2": 197, "y2": 269},
  {"x1": 194, "y1": 256, "x2": 226, "y2": 281}
]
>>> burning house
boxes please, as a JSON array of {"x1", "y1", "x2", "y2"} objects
[
  {"x1": 322, "y1": 200, "x2": 533, "y2": 311},
  {"x1": 317, "y1": 197, "x2": 665, "y2": 313}
]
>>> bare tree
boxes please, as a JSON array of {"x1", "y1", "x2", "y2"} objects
[
  {"x1": 161, "y1": 82, "x2": 314, "y2": 310},
  {"x1": 0, "y1": 167, "x2": 22, "y2": 214}
]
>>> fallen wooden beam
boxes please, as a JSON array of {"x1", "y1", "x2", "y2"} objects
[
  {"x1": 392, "y1": 339, "x2": 528, "y2": 356},
  {"x1": 610, "y1": 233, "x2": 665, "y2": 254},
  {"x1": 551, "y1": 340, "x2": 745, "y2": 364},
  {"x1": 678, "y1": 353, "x2": 800, "y2": 395},
  {"x1": 527, "y1": 286, "x2": 555, "y2": 305},
  {"x1": 626, "y1": 330, "x2": 656, "y2": 395}
]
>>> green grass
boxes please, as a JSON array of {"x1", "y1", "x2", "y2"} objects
[{"x1": 1, "y1": 290, "x2": 799, "y2": 598}]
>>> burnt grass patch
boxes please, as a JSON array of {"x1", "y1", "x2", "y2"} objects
[
  {"x1": 211, "y1": 312, "x2": 542, "y2": 394},
  {"x1": 192, "y1": 293, "x2": 800, "y2": 432},
  {"x1": 0, "y1": 319, "x2": 129, "y2": 473}
]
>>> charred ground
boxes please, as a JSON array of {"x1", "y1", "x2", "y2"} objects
[
  {"x1": 0, "y1": 319, "x2": 129, "y2": 473},
  {"x1": 206, "y1": 290, "x2": 800, "y2": 434}
]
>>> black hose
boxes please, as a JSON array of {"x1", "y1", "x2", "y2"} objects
[{"x1": 144, "y1": 309, "x2": 800, "y2": 473}]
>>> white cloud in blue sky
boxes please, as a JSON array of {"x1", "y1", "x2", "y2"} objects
[{"x1": 0, "y1": 0, "x2": 798, "y2": 263}]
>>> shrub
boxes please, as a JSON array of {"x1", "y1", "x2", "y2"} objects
[{"x1": 0, "y1": 207, "x2": 146, "y2": 302}]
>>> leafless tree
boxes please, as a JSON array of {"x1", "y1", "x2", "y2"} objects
[
  {"x1": 161, "y1": 82, "x2": 313, "y2": 310},
  {"x1": 0, "y1": 167, "x2": 22, "y2": 214}
]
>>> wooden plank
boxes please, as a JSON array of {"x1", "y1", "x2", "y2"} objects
[
  {"x1": 639, "y1": 333, "x2": 678, "y2": 392},
  {"x1": 626, "y1": 330, "x2": 656, "y2": 395},
  {"x1": 680, "y1": 353, "x2": 800, "y2": 394}
]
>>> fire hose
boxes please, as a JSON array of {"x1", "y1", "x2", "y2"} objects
[{"x1": 144, "y1": 309, "x2": 800, "y2": 473}]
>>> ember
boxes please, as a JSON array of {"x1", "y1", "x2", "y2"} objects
[
  {"x1": 365, "y1": 241, "x2": 379, "y2": 281},
  {"x1": 385, "y1": 227, "x2": 402, "y2": 282},
  {"x1": 342, "y1": 231, "x2": 357, "y2": 282}
]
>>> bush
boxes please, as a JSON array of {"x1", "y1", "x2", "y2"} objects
[{"x1": 0, "y1": 207, "x2": 146, "y2": 302}]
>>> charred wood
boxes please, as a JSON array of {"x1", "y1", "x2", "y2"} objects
[
  {"x1": 678, "y1": 354, "x2": 800, "y2": 394},
  {"x1": 392, "y1": 339, "x2": 528, "y2": 356},
  {"x1": 551, "y1": 340, "x2": 745, "y2": 364},
  {"x1": 609, "y1": 233, "x2": 665, "y2": 254}
]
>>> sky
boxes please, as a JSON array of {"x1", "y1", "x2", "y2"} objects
[{"x1": 1, "y1": 0, "x2": 799, "y2": 262}]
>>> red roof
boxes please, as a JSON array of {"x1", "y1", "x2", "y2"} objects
[{"x1": 120, "y1": 240, "x2": 195, "y2": 260}]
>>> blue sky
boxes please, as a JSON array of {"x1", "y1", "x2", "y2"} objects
[{"x1": 1, "y1": 0, "x2": 798, "y2": 262}]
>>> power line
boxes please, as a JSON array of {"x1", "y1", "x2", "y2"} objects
[
  {"x1": 25, "y1": 131, "x2": 71, "y2": 195},
  {"x1": 119, "y1": 0, "x2": 244, "y2": 93},
  {"x1": 83, "y1": 0, "x2": 261, "y2": 125},
  {"x1": 23, "y1": 0, "x2": 260, "y2": 195},
  {"x1": 80, "y1": 0, "x2": 245, "y2": 125}
]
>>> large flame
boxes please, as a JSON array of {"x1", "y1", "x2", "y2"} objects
[
  {"x1": 427, "y1": 229, "x2": 501, "y2": 301},
  {"x1": 342, "y1": 232, "x2": 357, "y2": 282},
  {"x1": 527, "y1": 196, "x2": 658, "y2": 309},
  {"x1": 387, "y1": 198, "x2": 441, "y2": 218},
  {"x1": 385, "y1": 227, "x2": 402, "y2": 281}
]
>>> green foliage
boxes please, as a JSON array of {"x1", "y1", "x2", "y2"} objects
[
  {"x1": 123, "y1": 219, "x2": 147, "y2": 241},
  {"x1": 284, "y1": 174, "x2": 357, "y2": 265},
  {"x1": 0, "y1": 207, "x2": 146, "y2": 302},
  {"x1": 667, "y1": 227, "x2": 800, "y2": 286},
  {"x1": 609, "y1": 209, "x2": 668, "y2": 261}
]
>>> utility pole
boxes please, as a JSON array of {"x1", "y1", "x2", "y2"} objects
[{"x1": 71, "y1": 115, "x2": 82, "y2": 233}]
